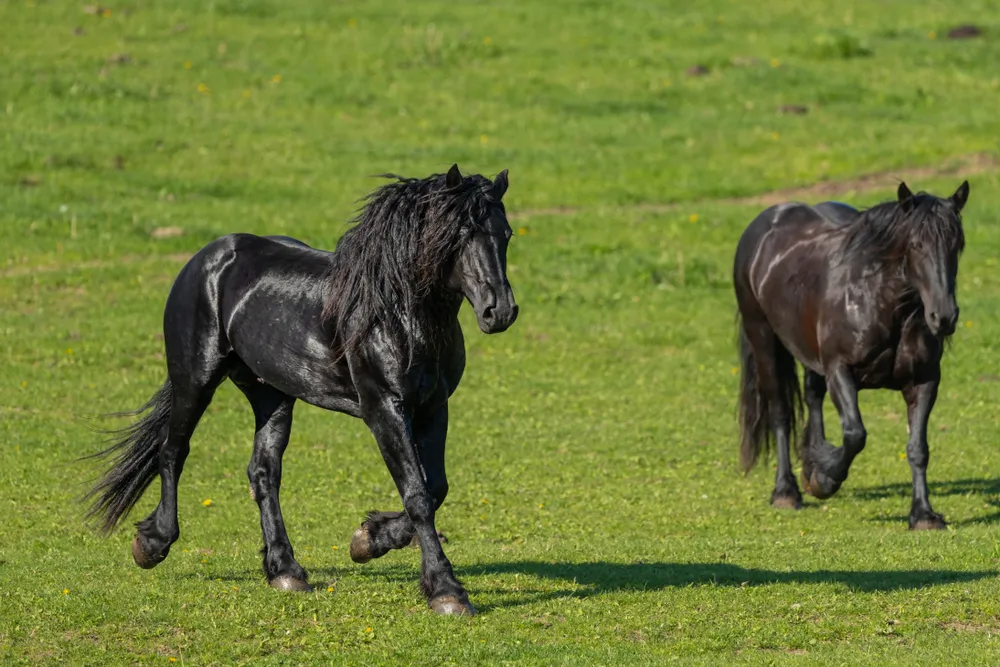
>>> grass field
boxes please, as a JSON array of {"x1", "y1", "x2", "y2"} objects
[{"x1": 3, "y1": 0, "x2": 1000, "y2": 664}]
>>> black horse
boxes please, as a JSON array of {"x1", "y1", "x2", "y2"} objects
[
  {"x1": 734, "y1": 181, "x2": 969, "y2": 529},
  {"x1": 84, "y1": 165, "x2": 517, "y2": 615}
]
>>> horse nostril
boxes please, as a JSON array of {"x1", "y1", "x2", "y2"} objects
[
  {"x1": 482, "y1": 305, "x2": 496, "y2": 323},
  {"x1": 929, "y1": 312, "x2": 940, "y2": 325}
]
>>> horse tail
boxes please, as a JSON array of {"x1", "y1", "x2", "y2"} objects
[
  {"x1": 82, "y1": 380, "x2": 172, "y2": 534},
  {"x1": 737, "y1": 318, "x2": 801, "y2": 472}
]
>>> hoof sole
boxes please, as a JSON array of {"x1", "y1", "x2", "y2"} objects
[
  {"x1": 429, "y1": 595, "x2": 477, "y2": 616},
  {"x1": 911, "y1": 518, "x2": 947, "y2": 531},
  {"x1": 131, "y1": 536, "x2": 164, "y2": 570},
  {"x1": 771, "y1": 495, "x2": 802, "y2": 510},
  {"x1": 802, "y1": 471, "x2": 839, "y2": 500},
  {"x1": 350, "y1": 526, "x2": 372, "y2": 564},
  {"x1": 269, "y1": 575, "x2": 312, "y2": 592}
]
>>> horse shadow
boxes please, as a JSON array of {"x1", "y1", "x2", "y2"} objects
[
  {"x1": 304, "y1": 559, "x2": 996, "y2": 612},
  {"x1": 470, "y1": 561, "x2": 991, "y2": 592},
  {"x1": 185, "y1": 558, "x2": 996, "y2": 614},
  {"x1": 846, "y1": 477, "x2": 1000, "y2": 526}
]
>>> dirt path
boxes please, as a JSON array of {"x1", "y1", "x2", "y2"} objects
[
  {"x1": 3, "y1": 152, "x2": 994, "y2": 277},
  {"x1": 512, "y1": 151, "x2": 996, "y2": 220}
]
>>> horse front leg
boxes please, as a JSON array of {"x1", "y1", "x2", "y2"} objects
[
  {"x1": 350, "y1": 404, "x2": 450, "y2": 562},
  {"x1": 803, "y1": 365, "x2": 866, "y2": 499},
  {"x1": 799, "y1": 369, "x2": 842, "y2": 499},
  {"x1": 360, "y1": 396, "x2": 472, "y2": 615},
  {"x1": 903, "y1": 380, "x2": 946, "y2": 530}
]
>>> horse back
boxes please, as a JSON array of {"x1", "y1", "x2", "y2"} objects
[
  {"x1": 813, "y1": 201, "x2": 860, "y2": 227},
  {"x1": 735, "y1": 202, "x2": 841, "y2": 277}
]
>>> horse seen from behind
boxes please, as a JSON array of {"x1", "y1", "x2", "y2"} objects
[
  {"x1": 734, "y1": 180, "x2": 969, "y2": 529},
  {"x1": 84, "y1": 164, "x2": 517, "y2": 615}
]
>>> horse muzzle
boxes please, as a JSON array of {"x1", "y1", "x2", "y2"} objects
[
  {"x1": 475, "y1": 287, "x2": 518, "y2": 334},
  {"x1": 926, "y1": 306, "x2": 958, "y2": 337}
]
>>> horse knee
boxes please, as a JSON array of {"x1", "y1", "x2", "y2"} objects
[
  {"x1": 401, "y1": 492, "x2": 435, "y2": 525},
  {"x1": 246, "y1": 462, "x2": 273, "y2": 500},
  {"x1": 906, "y1": 440, "x2": 929, "y2": 468}
]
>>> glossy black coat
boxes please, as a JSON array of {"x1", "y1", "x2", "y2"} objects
[
  {"x1": 734, "y1": 181, "x2": 968, "y2": 529},
  {"x1": 85, "y1": 165, "x2": 517, "y2": 614}
]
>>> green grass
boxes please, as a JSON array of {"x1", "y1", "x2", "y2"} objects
[{"x1": 3, "y1": 0, "x2": 1000, "y2": 664}]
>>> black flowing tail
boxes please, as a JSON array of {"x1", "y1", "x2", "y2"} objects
[
  {"x1": 737, "y1": 321, "x2": 801, "y2": 472},
  {"x1": 83, "y1": 381, "x2": 172, "y2": 534}
]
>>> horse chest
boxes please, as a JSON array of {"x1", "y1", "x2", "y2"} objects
[
  {"x1": 892, "y1": 326, "x2": 942, "y2": 386},
  {"x1": 852, "y1": 347, "x2": 897, "y2": 389},
  {"x1": 409, "y1": 361, "x2": 456, "y2": 409},
  {"x1": 851, "y1": 324, "x2": 940, "y2": 389},
  {"x1": 415, "y1": 369, "x2": 442, "y2": 404}
]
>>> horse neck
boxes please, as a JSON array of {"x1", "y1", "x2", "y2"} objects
[
  {"x1": 401, "y1": 287, "x2": 462, "y2": 356},
  {"x1": 415, "y1": 287, "x2": 463, "y2": 325}
]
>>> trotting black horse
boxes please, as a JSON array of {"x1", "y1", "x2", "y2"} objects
[
  {"x1": 84, "y1": 165, "x2": 517, "y2": 615},
  {"x1": 734, "y1": 181, "x2": 969, "y2": 529}
]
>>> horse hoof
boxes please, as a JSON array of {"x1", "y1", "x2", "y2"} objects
[
  {"x1": 269, "y1": 575, "x2": 312, "y2": 592},
  {"x1": 802, "y1": 470, "x2": 840, "y2": 500},
  {"x1": 771, "y1": 494, "x2": 802, "y2": 510},
  {"x1": 131, "y1": 535, "x2": 164, "y2": 570},
  {"x1": 429, "y1": 595, "x2": 477, "y2": 616},
  {"x1": 911, "y1": 517, "x2": 947, "y2": 531},
  {"x1": 350, "y1": 526, "x2": 372, "y2": 564}
]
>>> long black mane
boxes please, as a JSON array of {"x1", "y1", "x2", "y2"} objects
[
  {"x1": 840, "y1": 193, "x2": 965, "y2": 270},
  {"x1": 322, "y1": 170, "x2": 498, "y2": 359}
]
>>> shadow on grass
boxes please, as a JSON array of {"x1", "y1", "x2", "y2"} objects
[
  {"x1": 462, "y1": 561, "x2": 995, "y2": 593},
  {"x1": 187, "y1": 560, "x2": 997, "y2": 612},
  {"x1": 848, "y1": 477, "x2": 1000, "y2": 501},
  {"x1": 344, "y1": 560, "x2": 997, "y2": 612},
  {"x1": 848, "y1": 477, "x2": 1000, "y2": 526}
]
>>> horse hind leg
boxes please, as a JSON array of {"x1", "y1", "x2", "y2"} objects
[
  {"x1": 235, "y1": 380, "x2": 311, "y2": 591},
  {"x1": 132, "y1": 371, "x2": 225, "y2": 568},
  {"x1": 742, "y1": 319, "x2": 802, "y2": 509}
]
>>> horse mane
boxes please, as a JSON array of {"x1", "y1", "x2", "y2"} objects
[
  {"x1": 322, "y1": 170, "x2": 498, "y2": 360},
  {"x1": 840, "y1": 193, "x2": 965, "y2": 271}
]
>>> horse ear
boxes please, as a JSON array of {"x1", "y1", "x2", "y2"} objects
[
  {"x1": 897, "y1": 181, "x2": 915, "y2": 212},
  {"x1": 492, "y1": 169, "x2": 509, "y2": 200},
  {"x1": 445, "y1": 164, "x2": 462, "y2": 188},
  {"x1": 951, "y1": 180, "x2": 970, "y2": 212}
]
